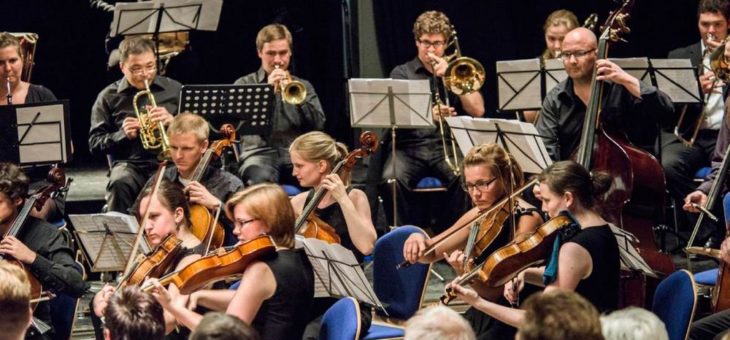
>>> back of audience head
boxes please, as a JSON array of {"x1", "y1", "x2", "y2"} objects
[
  {"x1": 189, "y1": 312, "x2": 260, "y2": 340},
  {"x1": 103, "y1": 286, "x2": 165, "y2": 340},
  {"x1": 0, "y1": 261, "x2": 32, "y2": 340},
  {"x1": 600, "y1": 307, "x2": 668, "y2": 340},
  {"x1": 517, "y1": 290, "x2": 603, "y2": 340},
  {"x1": 404, "y1": 305, "x2": 475, "y2": 340}
]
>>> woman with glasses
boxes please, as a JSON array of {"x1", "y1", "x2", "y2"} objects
[{"x1": 403, "y1": 143, "x2": 543, "y2": 339}]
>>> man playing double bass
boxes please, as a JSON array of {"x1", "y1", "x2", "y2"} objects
[
  {"x1": 143, "y1": 113, "x2": 243, "y2": 246},
  {"x1": 535, "y1": 27, "x2": 674, "y2": 162}
]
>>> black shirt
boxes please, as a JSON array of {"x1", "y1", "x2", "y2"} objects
[
  {"x1": 567, "y1": 224, "x2": 620, "y2": 312},
  {"x1": 304, "y1": 188, "x2": 364, "y2": 263}
]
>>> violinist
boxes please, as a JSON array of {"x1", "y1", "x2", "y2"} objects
[
  {"x1": 288, "y1": 131, "x2": 376, "y2": 339},
  {"x1": 143, "y1": 113, "x2": 243, "y2": 245},
  {"x1": 148, "y1": 183, "x2": 314, "y2": 340},
  {"x1": 0, "y1": 162, "x2": 85, "y2": 340},
  {"x1": 402, "y1": 143, "x2": 542, "y2": 338},
  {"x1": 447, "y1": 161, "x2": 620, "y2": 329},
  {"x1": 535, "y1": 27, "x2": 674, "y2": 161},
  {"x1": 92, "y1": 180, "x2": 203, "y2": 338}
]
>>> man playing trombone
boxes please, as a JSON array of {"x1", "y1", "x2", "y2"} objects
[
  {"x1": 89, "y1": 37, "x2": 182, "y2": 214},
  {"x1": 380, "y1": 10, "x2": 484, "y2": 230},
  {"x1": 234, "y1": 23, "x2": 326, "y2": 187}
]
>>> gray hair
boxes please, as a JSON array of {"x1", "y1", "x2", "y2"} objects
[
  {"x1": 600, "y1": 307, "x2": 668, "y2": 340},
  {"x1": 404, "y1": 305, "x2": 475, "y2": 340}
]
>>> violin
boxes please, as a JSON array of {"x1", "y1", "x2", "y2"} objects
[
  {"x1": 116, "y1": 234, "x2": 183, "y2": 289},
  {"x1": 441, "y1": 212, "x2": 579, "y2": 305},
  {"x1": 148, "y1": 234, "x2": 276, "y2": 294},
  {"x1": 2, "y1": 166, "x2": 69, "y2": 308},
  {"x1": 294, "y1": 131, "x2": 379, "y2": 244},
  {"x1": 188, "y1": 124, "x2": 236, "y2": 251}
]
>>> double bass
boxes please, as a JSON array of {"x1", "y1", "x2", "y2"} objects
[{"x1": 573, "y1": 0, "x2": 674, "y2": 306}]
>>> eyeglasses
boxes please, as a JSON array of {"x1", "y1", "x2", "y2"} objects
[
  {"x1": 234, "y1": 218, "x2": 257, "y2": 229},
  {"x1": 461, "y1": 177, "x2": 498, "y2": 193},
  {"x1": 418, "y1": 39, "x2": 446, "y2": 48},
  {"x1": 128, "y1": 65, "x2": 157, "y2": 76},
  {"x1": 559, "y1": 49, "x2": 595, "y2": 60}
]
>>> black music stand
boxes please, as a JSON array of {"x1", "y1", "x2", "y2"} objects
[
  {"x1": 648, "y1": 58, "x2": 702, "y2": 105},
  {"x1": 496, "y1": 58, "x2": 567, "y2": 112},
  {"x1": 110, "y1": 0, "x2": 222, "y2": 69},
  {"x1": 301, "y1": 237, "x2": 387, "y2": 314},
  {"x1": 348, "y1": 78, "x2": 432, "y2": 227},
  {"x1": 0, "y1": 100, "x2": 72, "y2": 165}
]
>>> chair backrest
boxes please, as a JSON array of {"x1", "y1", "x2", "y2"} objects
[
  {"x1": 320, "y1": 297, "x2": 361, "y2": 340},
  {"x1": 651, "y1": 269, "x2": 697, "y2": 340},
  {"x1": 723, "y1": 192, "x2": 730, "y2": 227},
  {"x1": 373, "y1": 225, "x2": 430, "y2": 320}
]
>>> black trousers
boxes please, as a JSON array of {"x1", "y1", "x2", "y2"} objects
[
  {"x1": 690, "y1": 309, "x2": 730, "y2": 340},
  {"x1": 106, "y1": 161, "x2": 157, "y2": 214}
]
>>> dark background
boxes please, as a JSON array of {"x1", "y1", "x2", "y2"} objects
[{"x1": 5, "y1": 0, "x2": 699, "y2": 167}]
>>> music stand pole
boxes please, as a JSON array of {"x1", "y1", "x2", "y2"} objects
[
  {"x1": 389, "y1": 125, "x2": 398, "y2": 228},
  {"x1": 151, "y1": 4, "x2": 165, "y2": 71}
]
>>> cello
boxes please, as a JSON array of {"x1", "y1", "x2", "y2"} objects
[
  {"x1": 573, "y1": 0, "x2": 674, "y2": 306},
  {"x1": 294, "y1": 131, "x2": 379, "y2": 243}
]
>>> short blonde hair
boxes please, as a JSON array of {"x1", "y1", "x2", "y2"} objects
[
  {"x1": 225, "y1": 183, "x2": 296, "y2": 248},
  {"x1": 404, "y1": 305, "x2": 475, "y2": 340},
  {"x1": 289, "y1": 131, "x2": 350, "y2": 184},
  {"x1": 0, "y1": 261, "x2": 31, "y2": 338},
  {"x1": 256, "y1": 24, "x2": 293, "y2": 51},
  {"x1": 167, "y1": 112, "x2": 209, "y2": 143},
  {"x1": 412, "y1": 11, "x2": 452, "y2": 41}
]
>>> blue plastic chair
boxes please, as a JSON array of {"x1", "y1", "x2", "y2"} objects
[
  {"x1": 282, "y1": 184, "x2": 302, "y2": 196},
  {"x1": 651, "y1": 269, "x2": 697, "y2": 340},
  {"x1": 692, "y1": 192, "x2": 730, "y2": 286},
  {"x1": 414, "y1": 177, "x2": 445, "y2": 192},
  {"x1": 319, "y1": 297, "x2": 405, "y2": 340}
]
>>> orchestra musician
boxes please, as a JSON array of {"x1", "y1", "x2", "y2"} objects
[
  {"x1": 447, "y1": 161, "x2": 620, "y2": 329},
  {"x1": 0, "y1": 162, "x2": 85, "y2": 340},
  {"x1": 148, "y1": 183, "x2": 315, "y2": 340},
  {"x1": 88, "y1": 36, "x2": 182, "y2": 214},
  {"x1": 0, "y1": 32, "x2": 66, "y2": 222},
  {"x1": 535, "y1": 27, "x2": 674, "y2": 162},
  {"x1": 288, "y1": 131, "x2": 377, "y2": 339},
  {"x1": 380, "y1": 10, "x2": 484, "y2": 230},
  {"x1": 142, "y1": 113, "x2": 243, "y2": 245},
  {"x1": 666, "y1": 0, "x2": 730, "y2": 249},
  {"x1": 0, "y1": 261, "x2": 34, "y2": 340},
  {"x1": 402, "y1": 143, "x2": 543, "y2": 339},
  {"x1": 91, "y1": 180, "x2": 203, "y2": 338},
  {"x1": 233, "y1": 24, "x2": 326, "y2": 187}
]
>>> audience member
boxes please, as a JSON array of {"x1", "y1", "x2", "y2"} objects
[
  {"x1": 189, "y1": 312, "x2": 260, "y2": 340},
  {"x1": 103, "y1": 286, "x2": 165, "y2": 340},
  {"x1": 404, "y1": 305, "x2": 475, "y2": 340},
  {"x1": 600, "y1": 307, "x2": 668, "y2": 340}
]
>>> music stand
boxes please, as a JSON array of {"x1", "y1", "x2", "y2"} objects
[
  {"x1": 110, "y1": 0, "x2": 223, "y2": 68},
  {"x1": 348, "y1": 78, "x2": 433, "y2": 227},
  {"x1": 648, "y1": 58, "x2": 702, "y2": 104},
  {"x1": 300, "y1": 237, "x2": 387, "y2": 314},
  {"x1": 180, "y1": 84, "x2": 275, "y2": 135},
  {"x1": 496, "y1": 58, "x2": 568, "y2": 112},
  {"x1": 68, "y1": 212, "x2": 150, "y2": 273},
  {"x1": 0, "y1": 100, "x2": 72, "y2": 165}
]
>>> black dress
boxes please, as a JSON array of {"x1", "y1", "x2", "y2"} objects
[{"x1": 567, "y1": 224, "x2": 620, "y2": 313}]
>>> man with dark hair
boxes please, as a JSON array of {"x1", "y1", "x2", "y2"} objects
[
  {"x1": 0, "y1": 162, "x2": 85, "y2": 339},
  {"x1": 103, "y1": 286, "x2": 165, "y2": 340},
  {"x1": 234, "y1": 23, "x2": 326, "y2": 187},
  {"x1": 89, "y1": 36, "x2": 182, "y2": 214},
  {"x1": 189, "y1": 312, "x2": 260, "y2": 340},
  {"x1": 665, "y1": 0, "x2": 730, "y2": 248}
]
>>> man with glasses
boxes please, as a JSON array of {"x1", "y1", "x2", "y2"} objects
[
  {"x1": 379, "y1": 10, "x2": 484, "y2": 232},
  {"x1": 534, "y1": 27, "x2": 673, "y2": 161},
  {"x1": 89, "y1": 36, "x2": 182, "y2": 213}
]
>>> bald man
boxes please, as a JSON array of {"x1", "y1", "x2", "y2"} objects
[{"x1": 535, "y1": 27, "x2": 674, "y2": 161}]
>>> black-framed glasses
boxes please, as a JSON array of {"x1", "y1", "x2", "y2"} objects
[
  {"x1": 417, "y1": 39, "x2": 446, "y2": 48},
  {"x1": 234, "y1": 218, "x2": 257, "y2": 229},
  {"x1": 461, "y1": 177, "x2": 498, "y2": 193},
  {"x1": 559, "y1": 49, "x2": 596, "y2": 60}
]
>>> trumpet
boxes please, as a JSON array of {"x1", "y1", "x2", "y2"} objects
[
  {"x1": 430, "y1": 26, "x2": 486, "y2": 176},
  {"x1": 674, "y1": 34, "x2": 730, "y2": 146},
  {"x1": 274, "y1": 64, "x2": 307, "y2": 105},
  {"x1": 133, "y1": 79, "x2": 171, "y2": 160}
]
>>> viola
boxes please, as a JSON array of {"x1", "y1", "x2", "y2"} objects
[
  {"x1": 440, "y1": 213, "x2": 578, "y2": 305},
  {"x1": 148, "y1": 234, "x2": 276, "y2": 294},
  {"x1": 188, "y1": 124, "x2": 236, "y2": 251},
  {"x1": 2, "y1": 166, "x2": 69, "y2": 308},
  {"x1": 294, "y1": 131, "x2": 379, "y2": 244},
  {"x1": 116, "y1": 233, "x2": 183, "y2": 289}
]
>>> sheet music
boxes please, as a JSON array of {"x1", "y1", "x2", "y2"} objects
[
  {"x1": 651, "y1": 58, "x2": 701, "y2": 104},
  {"x1": 608, "y1": 224, "x2": 657, "y2": 278},
  {"x1": 496, "y1": 58, "x2": 542, "y2": 110},
  {"x1": 69, "y1": 212, "x2": 146, "y2": 272},
  {"x1": 16, "y1": 103, "x2": 68, "y2": 164},
  {"x1": 111, "y1": 0, "x2": 223, "y2": 37},
  {"x1": 349, "y1": 78, "x2": 433, "y2": 128},
  {"x1": 544, "y1": 59, "x2": 567, "y2": 93},
  {"x1": 610, "y1": 57, "x2": 650, "y2": 83}
]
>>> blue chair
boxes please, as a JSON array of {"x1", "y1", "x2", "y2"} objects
[
  {"x1": 50, "y1": 228, "x2": 85, "y2": 340},
  {"x1": 282, "y1": 184, "x2": 302, "y2": 196},
  {"x1": 692, "y1": 192, "x2": 730, "y2": 286},
  {"x1": 372, "y1": 225, "x2": 430, "y2": 320},
  {"x1": 320, "y1": 297, "x2": 405, "y2": 340},
  {"x1": 414, "y1": 177, "x2": 446, "y2": 193},
  {"x1": 651, "y1": 269, "x2": 697, "y2": 340}
]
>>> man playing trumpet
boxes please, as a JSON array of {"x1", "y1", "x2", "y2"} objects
[
  {"x1": 234, "y1": 23, "x2": 326, "y2": 187},
  {"x1": 89, "y1": 37, "x2": 182, "y2": 214}
]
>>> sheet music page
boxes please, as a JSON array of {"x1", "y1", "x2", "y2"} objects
[
  {"x1": 496, "y1": 58, "x2": 542, "y2": 110},
  {"x1": 651, "y1": 58, "x2": 701, "y2": 104},
  {"x1": 610, "y1": 57, "x2": 650, "y2": 83},
  {"x1": 348, "y1": 78, "x2": 433, "y2": 128},
  {"x1": 111, "y1": 0, "x2": 222, "y2": 37},
  {"x1": 544, "y1": 59, "x2": 568, "y2": 92},
  {"x1": 16, "y1": 104, "x2": 67, "y2": 164},
  {"x1": 301, "y1": 238, "x2": 337, "y2": 298},
  {"x1": 69, "y1": 212, "x2": 144, "y2": 272}
]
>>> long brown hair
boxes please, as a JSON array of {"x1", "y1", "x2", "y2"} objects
[{"x1": 537, "y1": 161, "x2": 611, "y2": 209}]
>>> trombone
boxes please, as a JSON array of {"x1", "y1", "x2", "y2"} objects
[
  {"x1": 133, "y1": 79, "x2": 171, "y2": 160},
  {"x1": 430, "y1": 26, "x2": 486, "y2": 176},
  {"x1": 674, "y1": 34, "x2": 729, "y2": 146},
  {"x1": 274, "y1": 64, "x2": 307, "y2": 105}
]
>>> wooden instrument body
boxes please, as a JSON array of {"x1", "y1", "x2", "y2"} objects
[
  {"x1": 120, "y1": 234, "x2": 183, "y2": 288},
  {"x1": 298, "y1": 215, "x2": 341, "y2": 244}
]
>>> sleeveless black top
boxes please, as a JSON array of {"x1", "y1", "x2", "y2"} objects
[
  {"x1": 567, "y1": 225, "x2": 620, "y2": 312},
  {"x1": 304, "y1": 189, "x2": 364, "y2": 263},
  {"x1": 473, "y1": 204, "x2": 542, "y2": 264},
  {"x1": 252, "y1": 248, "x2": 314, "y2": 340}
]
